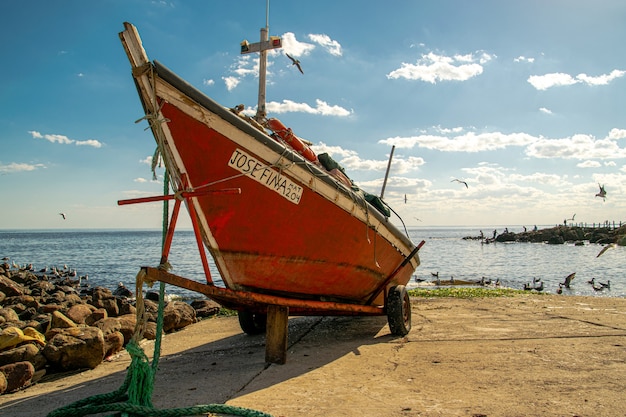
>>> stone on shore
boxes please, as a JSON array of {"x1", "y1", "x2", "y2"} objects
[
  {"x1": 65, "y1": 303, "x2": 96, "y2": 325},
  {"x1": 163, "y1": 301, "x2": 197, "y2": 332},
  {"x1": 0, "y1": 361, "x2": 35, "y2": 393},
  {"x1": 0, "y1": 264, "x2": 225, "y2": 393},
  {"x1": 43, "y1": 327, "x2": 105, "y2": 370},
  {"x1": 191, "y1": 299, "x2": 221, "y2": 318},
  {"x1": 0, "y1": 343, "x2": 46, "y2": 370}
]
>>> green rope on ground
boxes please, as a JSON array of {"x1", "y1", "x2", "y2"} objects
[{"x1": 46, "y1": 168, "x2": 273, "y2": 417}]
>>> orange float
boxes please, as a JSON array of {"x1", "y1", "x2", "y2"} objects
[{"x1": 266, "y1": 118, "x2": 318, "y2": 163}]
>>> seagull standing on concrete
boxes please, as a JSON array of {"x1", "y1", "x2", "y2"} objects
[{"x1": 285, "y1": 53, "x2": 304, "y2": 74}]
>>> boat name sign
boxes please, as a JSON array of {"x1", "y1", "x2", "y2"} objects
[{"x1": 229, "y1": 149, "x2": 303, "y2": 204}]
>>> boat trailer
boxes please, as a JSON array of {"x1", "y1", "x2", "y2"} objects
[{"x1": 118, "y1": 177, "x2": 424, "y2": 364}]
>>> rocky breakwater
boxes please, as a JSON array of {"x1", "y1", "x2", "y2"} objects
[
  {"x1": 493, "y1": 224, "x2": 626, "y2": 245},
  {"x1": 0, "y1": 263, "x2": 221, "y2": 394}
]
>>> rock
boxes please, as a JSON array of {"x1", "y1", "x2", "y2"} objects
[
  {"x1": 117, "y1": 314, "x2": 137, "y2": 344},
  {"x1": 97, "y1": 298, "x2": 120, "y2": 317},
  {"x1": 50, "y1": 311, "x2": 77, "y2": 329},
  {"x1": 0, "y1": 343, "x2": 47, "y2": 370},
  {"x1": 0, "y1": 327, "x2": 45, "y2": 351},
  {"x1": 145, "y1": 290, "x2": 162, "y2": 302},
  {"x1": 0, "y1": 361, "x2": 35, "y2": 393},
  {"x1": 118, "y1": 300, "x2": 136, "y2": 316},
  {"x1": 66, "y1": 304, "x2": 95, "y2": 325},
  {"x1": 43, "y1": 327, "x2": 105, "y2": 370},
  {"x1": 191, "y1": 299, "x2": 221, "y2": 318},
  {"x1": 93, "y1": 317, "x2": 122, "y2": 339},
  {"x1": 40, "y1": 304, "x2": 63, "y2": 314},
  {"x1": 90, "y1": 287, "x2": 121, "y2": 317},
  {"x1": 3, "y1": 295, "x2": 39, "y2": 309},
  {"x1": 63, "y1": 293, "x2": 83, "y2": 307},
  {"x1": 143, "y1": 321, "x2": 158, "y2": 340},
  {"x1": 91, "y1": 286, "x2": 114, "y2": 302},
  {"x1": 0, "y1": 308, "x2": 20, "y2": 323},
  {"x1": 0, "y1": 372, "x2": 6, "y2": 394},
  {"x1": 85, "y1": 308, "x2": 108, "y2": 326},
  {"x1": 0, "y1": 276, "x2": 26, "y2": 297},
  {"x1": 103, "y1": 331, "x2": 124, "y2": 358},
  {"x1": 162, "y1": 301, "x2": 197, "y2": 333}
]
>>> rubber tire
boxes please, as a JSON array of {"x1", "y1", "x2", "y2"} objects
[
  {"x1": 387, "y1": 285, "x2": 411, "y2": 336},
  {"x1": 238, "y1": 310, "x2": 267, "y2": 335}
]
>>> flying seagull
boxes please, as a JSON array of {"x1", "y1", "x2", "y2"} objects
[
  {"x1": 562, "y1": 272, "x2": 576, "y2": 288},
  {"x1": 59, "y1": 213, "x2": 66, "y2": 220},
  {"x1": 404, "y1": 194, "x2": 407, "y2": 204},
  {"x1": 596, "y1": 242, "x2": 616, "y2": 258},
  {"x1": 595, "y1": 183, "x2": 606, "y2": 201},
  {"x1": 285, "y1": 53, "x2": 304, "y2": 74},
  {"x1": 451, "y1": 179, "x2": 468, "y2": 188},
  {"x1": 567, "y1": 213, "x2": 576, "y2": 222}
]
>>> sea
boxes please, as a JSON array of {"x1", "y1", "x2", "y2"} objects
[{"x1": 0, "y1": 227, "x2": 623, "y2": 300}]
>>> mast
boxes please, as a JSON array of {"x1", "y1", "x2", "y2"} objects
[
  {"x1": 240, "y1": 0, "x2": 283, "y2": 122},
  {"x1": 380, "y1": 145, "x2": 396, "y2": 199}
]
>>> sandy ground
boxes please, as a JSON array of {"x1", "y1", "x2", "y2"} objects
[{"x1": 1, "y1": 294, "x2": 625, "y2": 417}]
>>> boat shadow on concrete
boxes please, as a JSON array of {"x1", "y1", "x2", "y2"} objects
[{"x1": 0, "y1": 314, "x2": 394, "y2": 416}]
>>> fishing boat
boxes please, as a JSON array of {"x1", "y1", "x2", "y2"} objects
[{"x1": 118, "y1": 20, "x2": 422, "y2": 360}]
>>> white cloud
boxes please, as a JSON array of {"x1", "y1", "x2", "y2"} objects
[
  {"x1": 514, "y1": 56, "x2": 535, "y2": 63},
  {"x1": 380, "y1": 131, "x2": 536, "y2": 152},
  {"x1": 223, "y1": 76, "x2": 240, "y2": 91},
  {"x1": 539, "y1": 107, "x2": 553, "y2": 115},
  {"x1": 203, "y1": 79, "x2": 215, "y2": 86},
  {"x1": 134, "y1": 177, "x2": 148, "y2": 183},
  {"x1": 311, "y1": 142, "x2": 357, "y2": 159},
  {"x1": 28, "y1": 131, "x2": 103, "y2": 147},
  {"x1": 508, "y1": 172, "x2": 564, "y2": 186},
  {"x1": 0, "y1": 162, "x2": 46, "y2": 173},
  {"x1": 307, "y1": 34, "x2": 342, "y2": 56},
  {"x1": 280, "y1": 32, "x2": 315, "y2": 57},
  {"x1": 386, "y1": 51, "x2": 494, "y2": 83},
  {"x1": 380, "y1": 128, "x2": 626, "y2": 161},
  {"x1": 526, "y1": 131, "x2": 626, "y2": 159},
  {"x1": 309, "y1": 143, "x2": 423, "y2": 174},
  {"x1": 75, "y1": 139, "x2": 103, "y2": 148},
  {"x1": 577, "y1": 160, "x2": 601, "y2": 168},
  {"x1": 576, "y1": 69, "x2": 626, "y2": 86},
  {"x1": 266, "y1": 99, "x2": 351, "y2": 116},
  {"x1": 528, "y1": 69, "x2": 626, "y2": 90}
]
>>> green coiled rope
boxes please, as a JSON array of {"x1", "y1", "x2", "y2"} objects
[{"x1": 47, "y1": 168, "x2": 273, "y2": 417}]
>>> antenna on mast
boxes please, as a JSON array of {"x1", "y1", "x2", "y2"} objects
[{"x1": 240, "y1": 0, "x2": 282, "y2": 123}]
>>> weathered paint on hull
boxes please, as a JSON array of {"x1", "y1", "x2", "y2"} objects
[{"x1": 159, "y1": 102, "x2": 414, "y2": 305}]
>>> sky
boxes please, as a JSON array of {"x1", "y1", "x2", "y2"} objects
[{"x1": 1, "y1": 0, "x2": 625, "y2": 230}]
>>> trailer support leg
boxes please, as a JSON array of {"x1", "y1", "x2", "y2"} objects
[{"x1": 265, "y1": 305, "x2": 289, "y2": 364}]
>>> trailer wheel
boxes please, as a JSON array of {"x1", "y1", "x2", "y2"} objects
[
  {"x1": 238, "y1": 310, "x2": 267, "y2": 335},
  {"x1": 387, "y1": 285, "x2": 411, "y2": 336}
]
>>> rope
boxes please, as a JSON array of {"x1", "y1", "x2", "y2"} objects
[{"x1": 46, "y1": 148, "x2": 273, "y2": 417}]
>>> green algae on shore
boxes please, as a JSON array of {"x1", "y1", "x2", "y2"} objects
[{"x1": 408, "y1": 287, "x2": 531, "y2": 298}]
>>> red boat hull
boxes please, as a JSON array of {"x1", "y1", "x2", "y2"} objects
[{"x1": 120, "y1": 24, "x2": 419, "y2": 308}]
